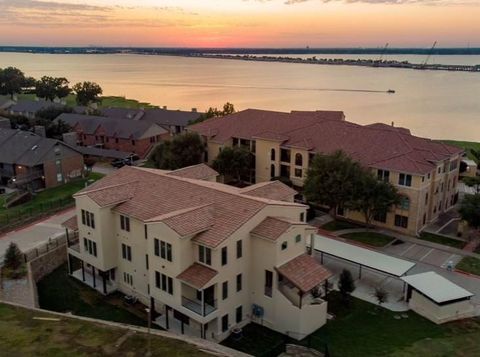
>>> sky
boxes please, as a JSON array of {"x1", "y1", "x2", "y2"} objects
[{"x1": 0, "y1": 0, "x2": 479, "y2": 48}]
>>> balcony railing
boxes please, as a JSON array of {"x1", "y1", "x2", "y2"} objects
[{"x1": 181, "y1": 296, "x2": 217, "y2": 317}]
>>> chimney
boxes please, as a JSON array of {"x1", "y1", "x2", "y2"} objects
[
  {"x1": 391, "y1": 121, "x2": 395, "y2": 127},
  {"x1": 192, "y1": 108, "x2": 197, "y2": 113},
  {"x1": 163, "y1": 106, "x2": 167, "y2": 110},
  {"x1": 62, "y1": 132, "x2": 78, "y2": 146}
]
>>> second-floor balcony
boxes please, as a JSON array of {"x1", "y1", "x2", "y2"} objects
[{"x1": 181, "y1": 296, "x2": 217, "y2": 317}]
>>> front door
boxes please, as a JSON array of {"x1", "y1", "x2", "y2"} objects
[{"x1": 204, "y1": 285, "x2": 215, "y2": 307}]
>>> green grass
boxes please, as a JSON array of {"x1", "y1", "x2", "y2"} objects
[
  {"x1": 0, "y1": 303, "x2": 210, "y2": 357},
  {"x1": 321, "y1": 219, "x2": 363, "y2": 232},
  {"x1": 223, "y1": 292, "x2": 480, "y2": 357},
  {"x1": 37, "y1": 264, "x2": 148, "y2": 327},
  {"x1": 456, "y1": 256, "x2": 480, "y2": 276},
  {"x1": 419, "y1": 232, "x2": 466, "y2": 249},
  {"x1": 340, "y1": 232, "x2": 395, "y2": 247},
  {"x1": 441, "y1": 140, "x2": 480, "y2": 163},
  {"x1": 0, "y1": 173, "x2": 104, "y2": 225}
]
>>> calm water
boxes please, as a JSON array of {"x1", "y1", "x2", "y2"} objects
[{"x1": 1, "y1": 53, "x2": 479, "y2": 141}]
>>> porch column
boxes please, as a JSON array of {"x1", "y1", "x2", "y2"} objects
[
  {"x1": 165, "y1": 306, "x2": 169, "y2": 329},
  {"x1": 81, "y1": 261, "x2": 85, "y2": 281},
  {"x1": 102, "y1": 272, "x2": 107, "y2": 295},
  {"x1": 201, "y1": 289, "x2": 205, "y2": 316},
  {"x1": 92, "y1": 266, "x2": 96, "y2": 288}
]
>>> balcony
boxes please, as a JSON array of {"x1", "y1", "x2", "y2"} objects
[{"x1": 181, "y1": 296, "x2": 217, "y2": 317}]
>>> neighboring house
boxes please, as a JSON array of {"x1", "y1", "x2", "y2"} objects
[
  {"x1": 9, "y1": 99, "x2": 63, "y2": 119},
  {"x1": 460, "y1": 159, "x2": 478, "y2": 178},
  {"x1": 0, "y1": 128, "x2": 84, "y2": 190},
  {"x1": 0, "y1": 96, "x2": 15, "y2": 111},
  {"x1": 102, "y1": 107, "x2": 202, "y2": 135},
  {"x1": 57, "y1": 113, "x2": 170, "y2": 159},
  {"x1": 189, "y1": 109, "x2": 463, "y2": 235},
  {"x1": 65, "y1": 165, "x2": 332, "y2": 341}
]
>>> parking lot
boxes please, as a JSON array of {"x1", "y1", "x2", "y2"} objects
[{"x1": 382, "y1": 240, "x2": 463, "y2": 269}]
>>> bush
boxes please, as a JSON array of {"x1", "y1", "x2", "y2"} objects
[
  {"x1": 4, "y1": 242, "x2": 23, "y2": 270},
  {"x1": 338, "y1": 269, "x2": 355, "y2": 300}
]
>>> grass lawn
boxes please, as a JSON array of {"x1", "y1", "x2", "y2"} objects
[
  {"x1": 0, "y1": 303, "x2": 210, "y2": 357},
  {"x1": 0, "y1": 172, "x2": 104, "y2": 224},
  {"x1": 440, "y1": 140, "x2": 480, "y2": 163},
  {"x1": 321, "y1": 219, "x2": 363, "y2": 232},
  {"x1": 456, "y1": 256, "x2": 480, "y2": 276},
  {"x1": 340, "y1": 232, "x2": 395, "y2": 247},
  {"x1": 37, "y1": 264, "x2": 148, "y2": 327},
  {"x1": 419, "y1": 232, "x2": 466, "y2": 249},
  {"x1": 222, "y1": 292, "x2": 480, "y2": 357}
]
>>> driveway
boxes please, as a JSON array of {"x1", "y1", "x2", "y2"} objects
[{"x1": 0, "y1": 208, "x2": 75, "y2": 262}]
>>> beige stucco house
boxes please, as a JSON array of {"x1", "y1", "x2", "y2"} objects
[
  {"x1": 66, "y1": 164, "x2": 332, "y2": 341},
  {"x1": 189, "y1": 109, "x2": 464, "y2": 236}
]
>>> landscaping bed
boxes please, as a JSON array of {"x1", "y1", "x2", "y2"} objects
[
  {"x1": 321, "y1": 219, "x2": 363, "y2": 232},
  {"x1": 340, "y1": 232, "x2": 396, "y2": 247},
  {"x1": 0, "y1": 303, "x2": 209, "y2": 356},
  {"x1": 37, "y1": 264, "x2": 148, "y2": 327},
  {"x1": 418, "y1": 232, "x2": 466, "y2": 249},
  {"x1": 456, "y1": 256, "x2": 480, "y2": 276}
]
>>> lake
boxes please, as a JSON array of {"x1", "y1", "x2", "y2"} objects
[{"x1": 0, "y1": 52, "x2": 479, "y2": 142}]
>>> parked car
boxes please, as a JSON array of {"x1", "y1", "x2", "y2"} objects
[{"x1": 111, "y1": 155, "x2": 139, "y2": 168}]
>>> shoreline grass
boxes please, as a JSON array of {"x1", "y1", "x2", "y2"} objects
[{"x1": 340, "y1": 231, "x2": 395, "y2": 247}]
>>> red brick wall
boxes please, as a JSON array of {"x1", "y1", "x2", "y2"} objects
[{"x1": 43, "y1": 154, "x2": 84, "y2": 188}]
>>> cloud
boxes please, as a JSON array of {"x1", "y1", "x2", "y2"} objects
[{"x1": 252, "y1": 0, "x2": 479, "y2": 5}]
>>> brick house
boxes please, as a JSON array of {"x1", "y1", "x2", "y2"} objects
[
  {"x1": 0, "y1": 128, "x2": 84, "y2": 190},
  {"x1": 57, "y1": 114, "x2": 170, "y2": 159}
]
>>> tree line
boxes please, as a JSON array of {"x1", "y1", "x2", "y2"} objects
[{"x1": 0, "y1": 66, "x2": 103, "y2": 106}]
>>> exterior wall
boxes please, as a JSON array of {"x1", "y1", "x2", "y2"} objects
[
  {"x1": 43, "y1": 151, "x2": 84, "y2": 188},
  {"x1": 408, "y1": 290, "x2": 475, "y2": 324}
]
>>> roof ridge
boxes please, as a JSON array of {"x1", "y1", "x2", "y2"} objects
[
  {"x1": 145, "y1": 203, "x2": 214, "y2": 223},
  {"x1": 74, "y1": 180, "x2": 139, "y2": 197}
]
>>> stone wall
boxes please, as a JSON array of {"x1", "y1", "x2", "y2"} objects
[{"x1": 29, "y1": 244, "x2": 68, "y2": 283}]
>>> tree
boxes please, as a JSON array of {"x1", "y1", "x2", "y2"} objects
[
  {"x1": 4, "y1": 242, "x2": 23, "y2": 270},
  {"x1": 151, "y1": 132, "x2": 205, "y2": 170},
  {"x1": 212, "y1": 146, "x2": 252, "y2": 184},
  {"x1": 73, "y1": 81, "x2": 103, "y2": 106},
  {"x1": 0, "y1": 67, "x2": 26, "y2": 98},
  {"x1": 36, "y1": 106, "x2": 72, "y2": 121},
  {"x1": 338, "y1": 269, "x2": 355, "y2": 300},
  {"x1": 304, "y1": 150, "x2": 364, "y2": 217},
  {"x1": 347, "y1": 172, "x2": 401, "y2": 228},
  {"x1": 373, "y1": 286, "x2": 389, "y2": 306},
  {"x1": 463, "y1": 176, "x2": 480, "y2": 194},
  {"x1": 36, "y1": 76, "x2": 70, "y2": 101},
  {"x1": 459, "y1": 194, "x2": 480, "y2": 229},
  {"x1": 189, "y1": 102, "x2": 236, "y2": 125},
  {"x1": 45, "y1": 119, "x2": 72, "y2": 140}
]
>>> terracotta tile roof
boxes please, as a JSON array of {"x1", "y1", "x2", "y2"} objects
[
  {"x1": 276, "y1": 253, "x2": 332, "y2": 293},
  {"x1": 251, "y1": 216, "x2": 307, "y2": 241},
  {"x1": 240, "y1": 181, "x2": 297, "y2": 202},
  {"x1": 62, "y1": 215, "x2": 78, "y2": 231},
  {"x1": 167, "y1": 164, "x2": 219, "y2": 181},
  {"x1": 74, "y1": 165, "x2": 304, "y2": 248},
  {"x1": 177, "y1": 263, "x2": 218, "y2": 289},
  {"x1": 189, "y1": 109, "x2": 463, "y2": 175}
]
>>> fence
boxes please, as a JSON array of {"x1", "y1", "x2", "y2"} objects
[
  {"x1": 22, "y1": 233, "x2": 73, "y2": 263},
  {"x1": 0, "y1": 197, "x2": 75, "y2": 234}
]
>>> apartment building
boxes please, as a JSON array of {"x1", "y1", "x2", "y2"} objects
[
  {"x1": 189, "y1": 109, "x2": 463, "y2": 235},
  {"x1": 66, "y1": 164, "x2": 332, "y2": 341}
]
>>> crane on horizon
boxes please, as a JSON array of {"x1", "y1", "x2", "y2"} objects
[
  {"x1": 378, "y1": 43, "x2": 389, "y2": 62},
  {"x1": 422, "y1": 41, "x2": 437, "y2": 67}
]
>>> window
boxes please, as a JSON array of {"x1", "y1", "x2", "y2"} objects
[
  {"x1": 115, "y1": 138, "x2": 119, "y2": 144},
  {"x1": 428, "y1": 173, "x2": 431, "y2": 179},
  {"x1": 294, "y1": 168, "x2": 302, "y2": 178},
  {"x1": 154, "y1": 239, "x2": 160, "y2": 256},
  {"x1": 221, "y1": 246, "x2": 228, "y2": 266},
  {"x1": 81, "y1": 210, "x2": 95, "y2": 229},
  {"x1": 280, "y1": 165, "x2": 290, "y2": 178},
  {"x1": 83, "y1": 238, "x2": 97, "y2": 257},
  {"x1": 131, "y1": 140, "x2": 136, "y2": 146},
  {"x1": 270, "y1": 148, "x2": 276, "y2": 161},
  {"x1": 398, "y1": 196, "x2": 410, "y2": 210},
  {"x1": 123, "y1": 272, "x2": 133, "y2": 285},
  {"x1": 374, "y1": 211, "x2": 387, "y2": 223},
  {"x1": 270, "y1": 164, "x2": 275, "y2": 178},
  {"x1": 199, "y1": 245, "x2": 211, "y2": 265},
  {"x1": 425, "y1": 193, "x2": 429, "y2": 205},
  {"x1": 222, "y1": 314, "x2": 229, "y2": 332},
  {"x1": 236, "y1": 240, "x2": 243, "y2": 259},
  {"x1": 423, "y1": 213, "x2": 427, "y2": 225},
  {"x1": 236, "y1": 306, "x2": 243, "y2": 324},
  {"x1": 236, "y1": 274, "x2": 242, "y2": 292},
  {"x1": 251, "y1": 141, "x2": 256, "y2": 153},
  {"x1": 295, "y1": 234, "x2": 302, "y2": 243},
  {"x1": 295, "y1": 153, "x2": 303, "y2": 166},
  {"x1": 398, "y1": 173, "x2": 412, "y2": 187},
  {"x1": 145, "y1": 254, "x2": 149, "y2": 270},
  {"x1": 222, "y1": 281, "x2": 228, "y2": 300},
  {"x1": 122, "y1": 244, "x2": 132, "y2": 261},
  {"x1": 120, "y1": 215, "x2": 130, "y2": 232},
  {"x1": 280, "y1": 148, "x2": 291, "y2": 163},
  {"x1": 155, "y1": 271, "x2": 173, "y2": 295},
  {"x1": 56, "y1": 173, "x2": 63, "y2": 183},
  {"x1": 265, "y1": 270, "x2": 273, "y2": 297},
  {"x1": 233, "y1": 138, "x2": 239, "y2": 146},
  {"x1": 450, "y1": 160, "x2": 458, "y2": 171},
  {"x1": 281, "y1": 241, "x2": 287, "y2": 250},
  {"x1": 394, "y1": 215, "x2": 409, "y2": 229},
  {"x1": 300, "y1": 212, "x2": 305, "y2": 222},
  {"x1": 144, "y1": 225, "x2": 148, "y2": 240},
  {"x1": 377, "y1": 169, "x2": 390, "y2": 182}
]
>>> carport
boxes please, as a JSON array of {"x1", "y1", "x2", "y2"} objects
[{"x1": 313, "y1": 234, "x2": 416, "y2": 279}]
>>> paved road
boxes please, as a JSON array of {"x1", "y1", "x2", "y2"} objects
[{"x1": 0, "y1": 208, "x2": 75, "y2": 262}]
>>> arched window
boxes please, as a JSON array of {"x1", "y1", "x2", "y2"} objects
[
  {"x1": 398, "y1": 196, "x2": 410, "y2": 210},
  {"x1": 271, "y1": 148, "x2": 276, "y2": 161},
  {"x1": 270, "y1": 164, "x2": 275, "y2": 178},
  {"x1": 295, "y1": 153, "x2": 303, "y2": 166}
]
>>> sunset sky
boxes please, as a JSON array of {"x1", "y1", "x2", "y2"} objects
[{"x1": 0, "y1": 0, "x2": 479, "y2": 48}]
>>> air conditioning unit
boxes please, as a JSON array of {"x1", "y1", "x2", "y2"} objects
[{"x1": 252, "y1": 304, "x2": 264, "y2": 318}]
